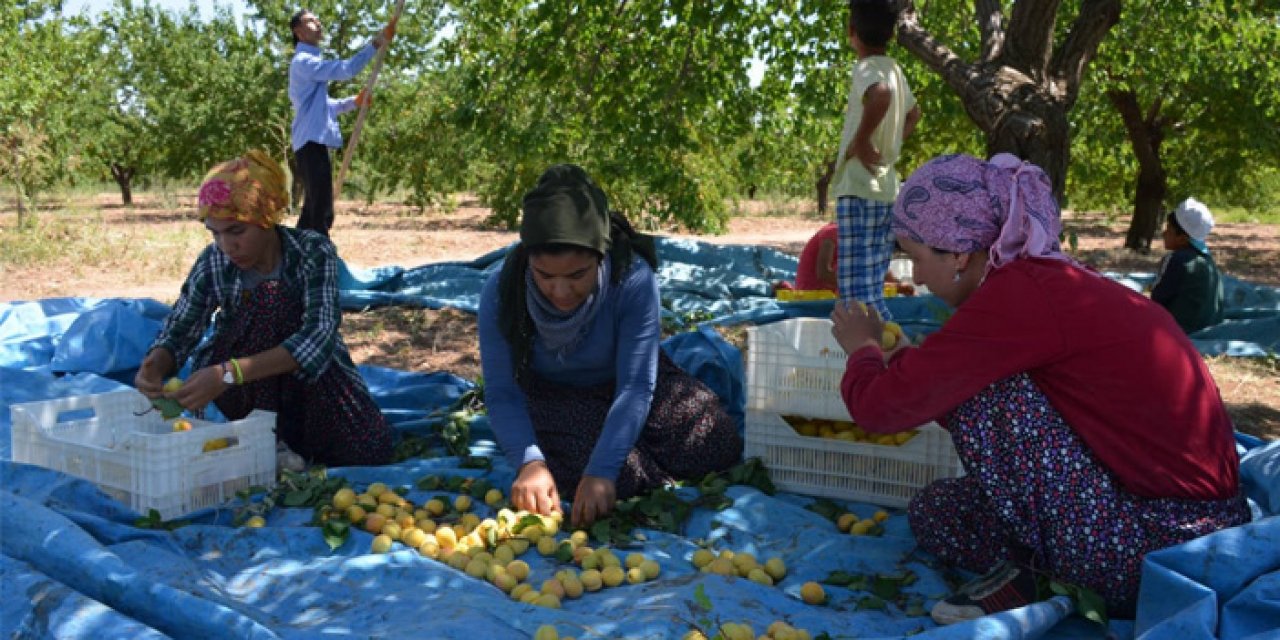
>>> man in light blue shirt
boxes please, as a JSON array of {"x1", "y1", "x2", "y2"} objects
[{"x1": 288, "y1": 10, "x2": 392, "y2": 236}]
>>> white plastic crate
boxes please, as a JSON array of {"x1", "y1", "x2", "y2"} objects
[
  {"x1": 745, "y1": 410, "x2": 963, "y2": 508},
  {"x1": 746, "y1": 317, "x2": 856, "y2": 421},
  {"x1": 10, "y1": 389, "x2": 277, "y2": 520}
]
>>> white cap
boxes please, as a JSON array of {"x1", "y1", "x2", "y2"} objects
[{"x1": 1174, "y1": 198, "x2": 1214, "y2": 246}]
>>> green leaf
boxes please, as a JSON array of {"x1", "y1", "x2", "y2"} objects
[
  {"x1": 322, "y1": 519, "x2": 350, "y2": 552},
  {"x1": 870, "y1": 574, "x2": 904, "y2": 600},
  {"x1": 693, "y1": 583, "x2": 712, "y2": 611},
  {"x1": 591, "y1": 520, "x2": 613, "y2": 542},
  {"x1": 1075, "y1": 586, "x2": 1109, "y2": 626},
  {"x1": 283, "y1": 489, "x2": 313, "y2": 507},
  {"x1": 805, "y1": 498, "x2": 844, "y2": 521},
  {"x1": 151, "y1": 397, "x2": 184, "y2": 420},
  {"x1": 856, "y1": 595, "x2": 888, "y2": 610}
]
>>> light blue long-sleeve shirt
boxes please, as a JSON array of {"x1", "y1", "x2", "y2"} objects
[
  {"x1": 478, "y1": 255, "x2": 662, "y2": 481},
  {"x1": 288, "y1": 42, "x2": 377, "y2": 151}
]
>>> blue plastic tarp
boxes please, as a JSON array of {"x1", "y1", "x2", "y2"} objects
[{"x1": 2, "y1": 241, "x2": 1278, "y2": 639}]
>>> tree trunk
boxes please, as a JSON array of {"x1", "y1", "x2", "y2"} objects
[
  {"x1": 12, "y1": 144, "x2": 25, "y2": 227},
  {"x1": 110, "y1": 163, "x2": 135, "y2": 207},
  {"x1": 815, "y1": 155, "x2": 836, "y2": 215},
  {"x1": 1107, "y1": 89, "x2": 1167, "y2": 251},
  {"x1": 895, "y1": 0, "x2": 1121, "y2": 204}
]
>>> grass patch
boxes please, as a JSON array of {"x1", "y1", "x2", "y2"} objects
[
  {"x1": 1212, "y1": 204, "x2": 1280, "y2": 225},
  {"x1": 0, "y1": 208, "x2": 207, "y2": 280}
]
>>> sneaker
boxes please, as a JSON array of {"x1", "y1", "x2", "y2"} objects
[
  {"x1": 931, "y1": 560, "x2": 1039, "y2": 625},
  {"x1": 276, "y1": 441, "x2": 306, "y2": 472}
]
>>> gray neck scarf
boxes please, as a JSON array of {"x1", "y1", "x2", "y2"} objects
[{"x1": 524, "y1": 256, "x2": 611, "y2": 362}]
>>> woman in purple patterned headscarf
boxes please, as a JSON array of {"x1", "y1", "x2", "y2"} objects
[{"x1": 829, "y1": 154, "x2": 1248, "y2": 625}]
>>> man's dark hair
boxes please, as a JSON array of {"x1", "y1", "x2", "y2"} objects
[
  {"x1": 848, "y1": 0, "x2": 898, "y2": 48},
  {"x1": 1166, "y1": 211, "x2": 1188, "y2": 237},
  {"x1": 289, "y1": 9, "x2": 309, "y2": 46}
]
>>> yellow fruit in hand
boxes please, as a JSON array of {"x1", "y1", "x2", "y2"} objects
[
  {"x1": 332, "y1": 487, "x2": 357, "y2": 511},
  {"x1": 800, "y1": 581, "x2": 826, "y2": 605},
  {"x1": 880, "y1": 321, "x2": 906, "y2": 350},
  {"x1": 163, "y1": 377, "x2": 183, "y2": 393}
]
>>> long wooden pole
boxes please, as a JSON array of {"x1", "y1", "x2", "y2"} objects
[{"x1": 333, "y1": 0, "x2": 406, "y2": 201}]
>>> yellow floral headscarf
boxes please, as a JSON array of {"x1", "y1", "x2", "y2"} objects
[{"x1": 196, "y1": 150, "x2": 289, "y2": 228}]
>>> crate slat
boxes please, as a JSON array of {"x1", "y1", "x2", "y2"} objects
[{"x1": 10, "y1": 389, "x2": 277, "y2": 520}]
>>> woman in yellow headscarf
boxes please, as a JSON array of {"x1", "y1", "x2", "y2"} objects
[{"x1": 134, "y1": 151, "x2": 392, "y2": 469}]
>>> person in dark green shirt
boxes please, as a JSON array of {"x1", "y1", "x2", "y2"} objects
[{"x1": 1151, "y1": 197, "x2": 1225, "y2": 334}]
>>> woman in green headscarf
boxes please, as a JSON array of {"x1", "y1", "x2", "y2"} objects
[{"x1": 479, "y1": 164, "x2": 743, "y2": 528}]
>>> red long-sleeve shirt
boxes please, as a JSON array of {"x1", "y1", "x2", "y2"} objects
[{"x1": 841, "y1": 258, "x2": 1239, "y2": 501}]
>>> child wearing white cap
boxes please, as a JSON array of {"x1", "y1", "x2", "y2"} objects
[{"x1": 1151, "y1": 197, "x2": 1225, "y2": 333}]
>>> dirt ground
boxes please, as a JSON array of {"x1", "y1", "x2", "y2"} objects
[{"x1": 2, "y1": 193, "x2": 1277, "y2": 439}]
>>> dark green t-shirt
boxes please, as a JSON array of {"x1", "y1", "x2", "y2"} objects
[{"x1": 1151, "y1": 247, "x2": 1225, "y2": 333}]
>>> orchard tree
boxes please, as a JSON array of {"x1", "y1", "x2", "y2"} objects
[
  {"x1": 419, "y1": 0, "x2": 770, "y2": 231},
  {"x1": 1, "y1": 1, "x2": 88, "y2": 220},
  {"x1": 894, "y1": 0, "x2": 1122, "y2": 200},
  {"x1": 81, "y1": 1, "x2": 290, "y2": 203},
  {"x1": 1088, "y1": 0, "x2": 1280, "y2": 250}
]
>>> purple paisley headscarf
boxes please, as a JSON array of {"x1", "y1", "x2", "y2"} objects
[{"x1": 892, "y1": 153, "x2": 1072, "y2": 275}]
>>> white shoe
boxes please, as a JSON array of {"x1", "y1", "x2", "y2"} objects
[{"x1": 276, "y1": 441, "x2": 306, "y2": 472}]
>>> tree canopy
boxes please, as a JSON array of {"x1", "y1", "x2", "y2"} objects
[{"x1": 2, "y1": 0, "x2": 1277, "y2": 239}]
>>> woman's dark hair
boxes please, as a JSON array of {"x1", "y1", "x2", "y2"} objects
[
  {"x1": 289, "y1": 9, "x2": 309, "y2": 46},
  {"x1": 847, "y1": 0, "x2": 897, "y2": 48}
]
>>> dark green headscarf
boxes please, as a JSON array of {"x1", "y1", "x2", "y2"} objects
[{"x1": 496, "y1": 164, "x2": 658, "y2": 381}]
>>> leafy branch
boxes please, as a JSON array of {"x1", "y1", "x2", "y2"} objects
[{"x1": 588, "y1": 458, "x2": 775, "y2": 545}]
